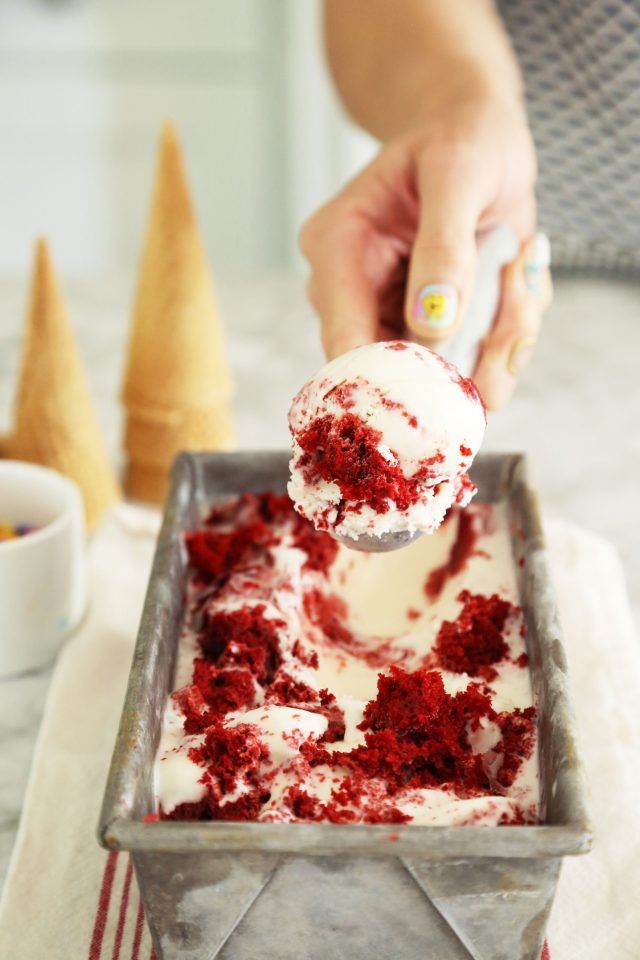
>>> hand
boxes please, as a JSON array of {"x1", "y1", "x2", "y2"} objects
[{"x1": 299, "y1": 94, "x2": 552, "y2": 409}]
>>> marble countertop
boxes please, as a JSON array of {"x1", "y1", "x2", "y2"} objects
[{"x1": 0, "y1": 271, "x2": 638, "y2": 893}]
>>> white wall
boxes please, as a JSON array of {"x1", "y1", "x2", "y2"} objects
[
  {"x1": 0, "y1": 0, "x2": 377, "y2": 278},
  {"x1": 282, "y1": 1, "x2": 377, "y2": 265}
]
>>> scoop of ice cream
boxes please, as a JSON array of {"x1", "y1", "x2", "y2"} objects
[{"x1": 287, "y1": 341, "x2": 486, "y2": 541}]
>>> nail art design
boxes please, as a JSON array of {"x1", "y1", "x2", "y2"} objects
[
  {"x1": 507, "y1": 336, "x2": 537, "y2": 376},
  {"x1": 412, "y1": 283, "x2": 458, "y2": 330},
  {"x1": 524, "y1": 233, "x2": 551, "y2": 293}
]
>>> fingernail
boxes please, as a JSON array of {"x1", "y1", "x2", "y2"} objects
[
  {"x1": 524, "y1": 232, "x2": 551, "y2": 293},
  {"x1": 412, "y1": 283, "x2": 458, "y2": 331},
  {"x1": 507, "y1": 336, "x2": 537, "y2": 376}
]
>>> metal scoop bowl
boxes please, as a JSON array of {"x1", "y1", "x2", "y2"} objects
[{"x1": 332, "y1": 529, "x2": 422, "y2": 553}]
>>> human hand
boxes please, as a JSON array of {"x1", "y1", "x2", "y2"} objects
[{"x1": 299, "y1": 94, "x2": 552, "y2": 409}]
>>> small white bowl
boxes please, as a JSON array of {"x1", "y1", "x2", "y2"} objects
[{"x1": 0, "y1": 461, "x2": 87, "y2": 678}]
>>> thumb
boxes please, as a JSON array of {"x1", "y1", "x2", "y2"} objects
[{"x1": 405, "y1": 155, "x2": 482, "y2": 344}]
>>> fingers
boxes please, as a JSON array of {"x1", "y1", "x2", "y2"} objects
[
  {"x1": 405, "y1": 148, "x2": 484, "y2": 344},
  {"x1": 300, "y1": 210, "x2": 379, "y2": 360},
  {"x1": 502, "y1": 192, "x2": 537, "y2": 243},
  {"x1": 473, "y1": 233, "x2": 552, "y2": 410}
]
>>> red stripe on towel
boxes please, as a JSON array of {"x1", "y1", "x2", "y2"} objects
[
  {"x1": 111, "y1": 857, "x2": 134, "y2": 960},
  {"x1": 88, "y1": 851, "x2": 119, "y2": 960},
  {"x1": 130, "y1": 896, "x2": 145, "y2": 960}
]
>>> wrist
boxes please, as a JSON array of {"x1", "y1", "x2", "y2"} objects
[{"x1": 390, "y1": 60, "x2": 525, "y2": 141}]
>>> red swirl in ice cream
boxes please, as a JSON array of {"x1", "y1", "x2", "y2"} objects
[
  {"x1": 154, "y1": 493, "x2": 538, "y2": 826},
  {"x1": 287, "y1": 341, "x2": 486, "y2": 542}
]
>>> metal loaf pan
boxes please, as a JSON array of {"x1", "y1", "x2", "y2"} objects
[{"x1": 99, "y1": 451, "x2": 592, "y2": 960}]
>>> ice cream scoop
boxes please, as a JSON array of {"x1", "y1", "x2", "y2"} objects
[
  {"x1": 433, "y1": 224, "x2": 519, "y2": 377},
  {"x1": 287, "y1": 341, "x2": 486, "y2": 550},
  {"x1": 287, "y1": 225, "x2": 517, "y2": 552},
  {"x1": 333, "y1": 528, "x2": 421, "y2": 552}
]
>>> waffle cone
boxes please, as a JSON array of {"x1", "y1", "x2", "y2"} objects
[
  {"x1": 124, "y1": 402, "x2": 234, "y2": 469},
  {"x1": 5, "y1": 239, "x2": 121, "y2": 531},
  {"x1": 125, "y1": 461, "x2": 171, "y2": 505},
  {"x1": 122, "y1": 121, "x2": 233, "y2": 414}
]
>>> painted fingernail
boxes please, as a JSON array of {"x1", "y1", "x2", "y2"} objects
[
  {"x1": 507, "y1": 336, "x2": 537, "y2": 376},
  {"x1": 412, "y1": 283, "x2": 458, "y2": 331},
  {"x1": 524, "y1": 233, "x2": 551, "y2": 293}
]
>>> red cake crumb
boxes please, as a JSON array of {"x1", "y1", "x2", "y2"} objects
[
  {"x1": 192, "y1": 722, "x2": 269, "y2": 794},
  {"x1": 318, "y1": 688, "x2": 346, "y2": 742},
  {"x1": 210, "y1": 725, "x2": 265, "y2": 779},
  {"x1": 161, "y1": 722, "x2": 274, "y2": 822},
  {"x1": 294, "y1": 412, "x2": 448, "y2": 516},
  {"x1": 268, "y1": 672, "x2": 320, "y2": 708},
  {"x1": 424, "y1": 510, "x2": 487, "y2": 601},
  {"x1": 212, "y1": 791, "x2": 271, "y2": 822},
  {"x1": 282, "y1": 780, "x2": 410, "y2": 825},
  {"x1": 330, "y1": 775, "x2": 411, "y2": 824},
  {"x1": 185, "y1": 521, "x2": 274, "y2": 581},
  {"x1": 387, "y1": 341, "x2": 409, "y2": 350},
  {"x1": 164, "y1": 788, "x2": 270, "y2": 823},
  {"x1": 498, "y1": 809, "x2": 524, "y2": 825},
  {"x1": 160, "y1": 798, "x2": 213, "y2": 821},
  {"x1": 454, "y1": 472, "x2": 477, "y2": 503},
  {"x1": 284, "y1": 785, "x2": 323, "y2": 819},
  {"x1": 187, "y1": 492, "x2": 338, "y2": 581},
  {"x1": 363, "y1": 803, "x2": 411, "y2": 825},
  {"x1": 182, "y1": 663, "x2": 256, "y2": 729},
  {"x1": 439, "y1": 357, "x2": 486, "y2": 416},
  {"x1": 323, "y1": 380, "x2": 359, "y2": 409},
  {"x1": 261, "y1": 491, "x2": 340, "y2": 574},
  {"x1": 341, "y1": 666, "x2": 533, "y2": 797},
  {"x1": 290, "y1": 520, "x2": 339, "y2": 574},
  {"x1": 203, "y1": 492, "x2": 256, "y2": 527},
  {"x1": 492, "y1": 707, "x2": 537, "y2": 787},
  {"x1": 434, "y1": 590, "x2": 516, "y2": 679},
  {"x1": 348, "y1": 668, "x2": 496, "y2": 793},
  {"x1": 406, "y1": 607, "x2": 421, "y2": 620},
  {"x1": 304, "y1": 588, "x2": 355, "y2": 648},
  {"x1": 318, "y1": 802, "x2": 358, "y2": 824},
  {"x1": 361, "y1": 667, "x2": 458, "y2": 735},
  {"x1": 292, "y1": 639, "x2": 319, "y2": 670},
  {"x1": 379, "y1": 394, "x2": 419, "y2": 428},
  {"x1": 199, "y1": 605, "x2": 284, "y2": 685}
]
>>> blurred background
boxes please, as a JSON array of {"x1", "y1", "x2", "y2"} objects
[{"x1": 0, "y1": 0, "x2": 375, "y2": 278}]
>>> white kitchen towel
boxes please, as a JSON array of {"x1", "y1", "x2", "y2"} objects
[{"x1": 0, "y1": 504, "x2": 638, "y2": 960}]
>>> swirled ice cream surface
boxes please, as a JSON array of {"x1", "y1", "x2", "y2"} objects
[{"x1": 154, "y1": 491, "x2": 538, "y2": 826}]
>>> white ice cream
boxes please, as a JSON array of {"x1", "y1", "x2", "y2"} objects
[
  {"x1": 287, "y1": 341, "x2": 486, "y2": 541},
  {"x1": 155, "y1": 498, "x2": 539, "y2": 826}
]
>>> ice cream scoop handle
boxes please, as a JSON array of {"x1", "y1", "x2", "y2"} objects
[{"x1": 435, "y1": 225, "x2": 519, "y2": 378}]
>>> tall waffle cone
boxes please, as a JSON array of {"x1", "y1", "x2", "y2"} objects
[
  {"x1": 122, "y1": 121, "x2": 233, "y2": 414},
  {"x1": 121, "y1": 121, "x2": 235, "y2": 502},
  {"x1": 124, "y1": 404, "x2": 235, "y2": 469},
  {"x1": 125, "y1": 461, "x2": 172, "y2": 505},
  {"x1": 5, "y1": 238, "x2": 121, "y2": 530}
]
